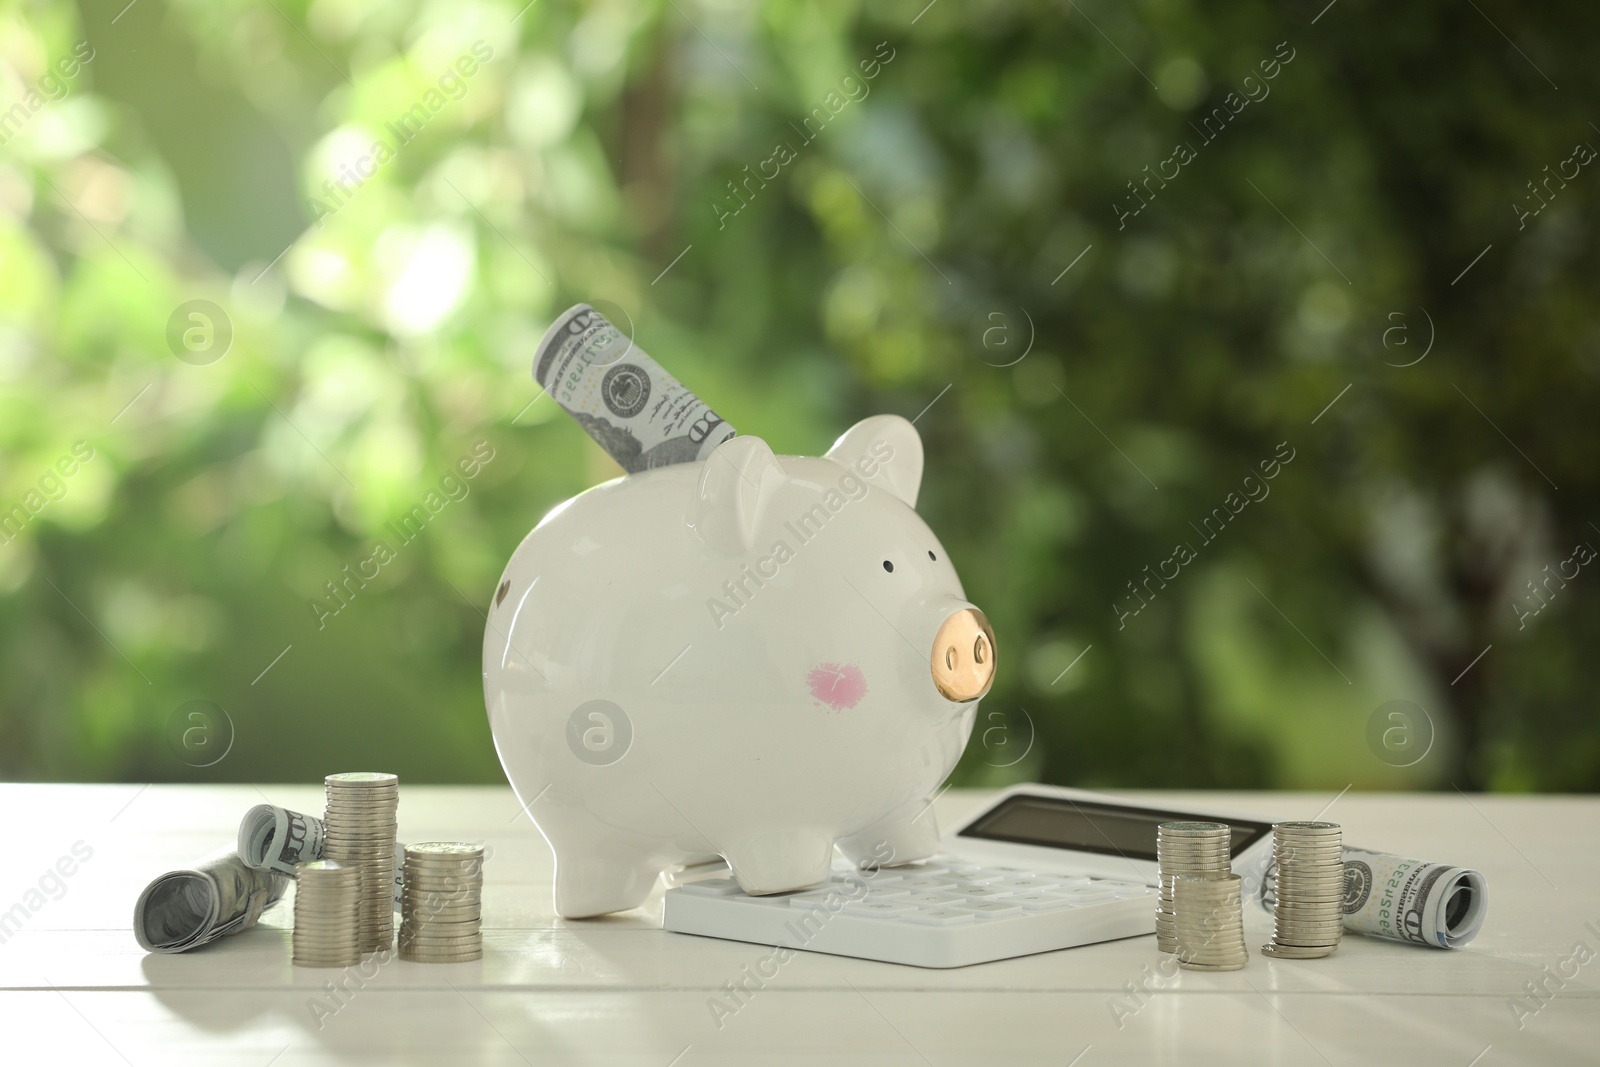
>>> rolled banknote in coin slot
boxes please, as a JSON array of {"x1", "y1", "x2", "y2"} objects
[
  {"x1": 533, "y1": 303, "x2": 736, "y2": 473},
  {"x1": 1260, "y1": 845, "x2": 1487, "y2": 948}
]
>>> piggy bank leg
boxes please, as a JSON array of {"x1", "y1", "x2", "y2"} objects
[
  {"x1": 553, "y1": 851, "x2": 663, "y2": 918},
  {"x1": 722, "y1": 829, "x2": 835, "y2": 896},
  {"x1": 836, "y1": 804, "x2": 940, "y2": 870}
]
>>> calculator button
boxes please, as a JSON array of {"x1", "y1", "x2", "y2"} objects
[
  {"x1": 845, "y1": 900, "x2": 919, "y2": 917},
  {"x1": 859, "y1": 884, "x2": 911, "y2": 900},
  {"x1": 900, "y1": 909, "x2": 978, "y2": 926},
  {"x1": 1056, "y1": 889, "x2": 1119, "y2": 904},
  {"x1": 862, "y1": 872, "x2": 919, "y2": 885},
  {"x1": 680, "y1": 878, "x2": 746, "y2": 896},
  {"x1": 948, "y1": 884, "x2": 1012, "y2": 899},
  {"x1": 900, "y1": 893, "x2": 960, "y2": 908},
  {"x1": 989, "y1": 877, "x2": 1052, "y2": 891},
  {"x1": 1011, "y1": 893, "x2": 1081, "y2": 911},
  {"x1": 965, "y1": 867, "x2": 1034, "y2": 881},
  {"x1": 897, "y1": 876, "x2": 960, "y2": 890},
  {"x1": 787, "y1": 889, "x2": 854, "y2": 907},
  {"x1": 948, "y1": 900, "x2": 1025, "y2": 917},
  {"x1": 1036, "y1": 875, "x2": 1091, "y2": 888}
]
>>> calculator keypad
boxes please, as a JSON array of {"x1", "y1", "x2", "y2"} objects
[{"x1": 691, "y1": 861, "x2": 1152, "y2": 925}]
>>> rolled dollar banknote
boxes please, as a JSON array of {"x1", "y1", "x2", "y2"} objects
[
  {"x1": 238, "y1": 804, "x2": 324, "y2": 875},
  {"x1": 534, "y1": 303, "x2": 736, "y2": 472},
  {"x1": 239, "y1": 804, "x2": 407, "y2": 909},
  {"x1": 1261, "y1": 845, "x2": 1487, "y2": 948},
  {"x1": 133, "y1": 848, "x2": 287, "y2": 953}
]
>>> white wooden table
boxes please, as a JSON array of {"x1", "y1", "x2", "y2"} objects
[{"x1": 0, "y1": 785, "x2": 1593, "y2": 1065}]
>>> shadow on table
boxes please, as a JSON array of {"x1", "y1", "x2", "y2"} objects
[{"x1": 142, "y1": 937, "x2": 506, "y2": 1058}]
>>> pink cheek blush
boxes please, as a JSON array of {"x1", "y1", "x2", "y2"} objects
[{"x1": 807, "y1": 663, "x2": 868, "y2": 711}]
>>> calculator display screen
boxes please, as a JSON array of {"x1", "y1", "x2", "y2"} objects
[{"x1": 956, "y1": 794, "x2": 1273, "y2": 862}]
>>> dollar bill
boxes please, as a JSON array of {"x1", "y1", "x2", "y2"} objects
[
  {"x1": 1261, "y1": 845, "x2": 1488, "y2": 948},
  {"x1": 533, "y1": 303, "x2": 736, "y2": 473},
  {"x1": 238, "y1": 803, "x2": 324, "y2": 875},
  {"x1": 133, "y1": 848, "x2": 287, "y2": 954},
  {"x1": 239, "y1": 803, "x2": 407, "y2": 909}
]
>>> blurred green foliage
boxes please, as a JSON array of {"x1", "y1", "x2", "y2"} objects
[{"x1": 1, "y1": 0, "x2": 1596, "y2": 791}]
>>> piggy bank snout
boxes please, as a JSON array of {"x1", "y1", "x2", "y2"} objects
[{"x1": 930, "y1": 607, "x2": 996, "y2": 702}]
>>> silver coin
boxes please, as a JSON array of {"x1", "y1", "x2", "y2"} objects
[
  {"x1": 399, "y1": 909, "x2": 481, "y2": 921},
  {"x1": 1159, "y1": 845, "x2": 1230, "y2": 854},
  {"x1": 406, "y1": 842, "x2": 484, "y2": 856},
  {"x1": 405, "y1": 912, "x2": 484, "y2": 926},
  {"x1": 402, "y1": 912, "x2": 485, "y2": 925},
  {"x1": 400, "y1": 951, "x2": 484, "y2": 963},
  {"x1": 404, "y1": 894, "x2": 482, "y2": 907},
  {"x1": 1178, "y1": 959, "x2": 1247, "y2": 971},
  {"x1": 1158, "y1": 847, "x2": 1231, "y2": 859},
  {"x1": 403, "y1": 912, "x2": 484, "y2": 926},
  {"x1": 1275, "y1": 870, "x2": 1346, "y2": 880},
  {"x1": 296, "y1": 860, "x2": 355, "y2": 875},
  {"x1": 402, "y1": 926, "x2": 484, "y2": 939},
  {"x1": 403, "y1": 887, "x2": 483, "y2": 899},
  {"x1": 399, "y1": 929, "x2": 484, "y2": 943},
  {"x1": 403, "y1": 861, "x2": 483, "y2": 870},
  {"x1": 1269, "y1": 932, "x2": 1342, "y2": 944},
  {"x1": 403, "y1": 925, "x2": 484, "y2": 939},
  {"x1": 399, "y1": 947, "x2": 484, "y2": 959},
  {"x1": 1261, "y1": 943, "x2": 1337, "y2": 959},
  {"x1": 405, "y1": 875, "x2": 483, "y2": 886},
  {"x1": 1274, "y1": 893, "x2": 1345, "y2": 905}
]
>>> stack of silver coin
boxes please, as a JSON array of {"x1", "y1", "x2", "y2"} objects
[
  {"x1": 399, "y1": 842, "x2": 484, "y2": 963},
  {"x1": 291, "y1": 860, "x2": 361, "y2": 968},
  {"x1": 1263, "y1": 821, "x2": 1344, "y2": 959},
  {"x1": 322, "y1": 772, "x2": 399, "y2": 953},
  {"x1": 1172, "y1": 872, "x2": 1248, "y2": 971},
  {"x1": 1156, "y1": 821, "x2": 1231, "y2": 953}
]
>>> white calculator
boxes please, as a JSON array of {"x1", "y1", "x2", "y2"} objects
[{"x1": 662, "y1": 784, "x2": 1275, "y2": 968}]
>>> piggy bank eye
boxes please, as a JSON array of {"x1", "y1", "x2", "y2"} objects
[
  {"x1": 882, "y1": 560, "x2": 894, "y2": 573},
  {"x1": 928, "y1": 551, "x2": 937, "y2": 561}
]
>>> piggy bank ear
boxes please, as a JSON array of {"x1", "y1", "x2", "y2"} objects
[
  {"x1": 825, "y1": 414, "x2": 923, "y2": 508},
  {"x1": 692, "y1": 435, "x2": 787, "y2": 554}
]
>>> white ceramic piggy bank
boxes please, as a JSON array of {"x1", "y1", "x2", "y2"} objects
[{"x1": 483, "y1": 414, "x2": 996, "y2": 917}]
